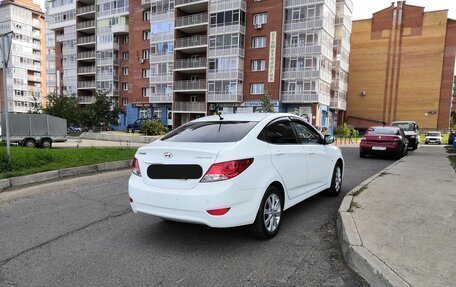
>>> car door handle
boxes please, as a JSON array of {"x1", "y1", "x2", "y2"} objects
[
  {"x1": 275, "y1": 152, "x2": 285, "y2": 156},
  {"x1": 308, "y1": 152, "x2": 316, "y2": 155}
]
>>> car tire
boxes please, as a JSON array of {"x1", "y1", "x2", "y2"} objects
[
  {"x1": 127, "y1": 128, "x2": 133, "y2": 133},
  {"x1": 413, "y1": 143, "x2": 418, "y2": 150},
  {"x1": 24, "y1": 139, "x2": 36, "y2": 148},
  {"x1": 404, "y1": 147, "x2": 408, "y2": 156},
  {"x1": 359, "y1": 150, "x2": 366, "y2": 158},
  {"x1": 249, "y1": 186, "x2": 283, "y2": 239},
  {"x1": 325, "y1": 164, "x2": 342, "y2": 197},
  {"x1": 41, "y1": 139, "x2": 52, "y2": 149}
]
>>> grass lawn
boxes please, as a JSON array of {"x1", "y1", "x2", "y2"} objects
[
  {"x1": 446, "y1": 148, "x2": 456, "y2": 172},
  {"x1": 0, "y1": 146, "x2": 137, "y2": 179}
]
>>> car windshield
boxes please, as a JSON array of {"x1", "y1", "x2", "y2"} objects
[
  {"x1": 392, "y1": 123, "x2": 414, "y2": 131},
  {"x1": 366, "y1": 127, "x2": 398, "y2": 135},
  {"x1": 161, "y1": 121, "x2": 258, "y2": 142},
  {"x1": 427, "y1": 132, "x2": 440, "y2": 137}
]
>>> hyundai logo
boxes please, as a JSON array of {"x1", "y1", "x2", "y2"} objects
[{"x1": 164, "y1": 152, "x2": 173, "y2": 158}]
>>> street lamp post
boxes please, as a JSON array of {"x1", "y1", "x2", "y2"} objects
[{"x1": 1, "y1": 31, "x2": 14, "y2": 163}]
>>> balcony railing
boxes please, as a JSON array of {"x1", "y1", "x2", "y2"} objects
[
  {"x1": 284, "y1": 18, "x2": 324, "y2": 32},
  {"x1": 77, "y1": 20, "x2": 96, "y2": 30},
  {"x1": 174, "y1": 80, "x2": 207, "y2": 91},
  {"x1": 176, "y1": 13, "x2": 208, "y2": 28},
  {"x1": 207, "y1": 70, "x2": 243, "y2": 80},
  {"x1": 175, "y1": 0, "x2": 208, "y2": 7},
  {"x1": 141, "y1": 0, "x2": 152, "y2": 7},
  {"x1": 77, "y1": 5, "x2": 95, "y2": 15},
  {"x1": 175, "y1": 57, "x2": 207, "y2": 70},
  {"x1": 281, "y1": 91, "x2": 330, "y2": 105},
  {"x1": 78, "y1": 35, "x2": 96, "y2": 44},
  {"x1": 330, "y1": 97, "x2": 347, "y2": 111},
  {"x1": 78, "y1": 50, "x2": 96, "y2": 59},
  {"x1": 78, "y1": 81, "x2": 96, "y2": 89},
  {"x1": 210, "y1": 0, "x2": 246, "y2": 13},
  {"x1": 150, "y1": 74, "x2": 173, "y2": 83},
  {"x1": 97, "y1": 58, "x2": 119, "y2": 66},
  {"x1": 78, "y1": 96, "x2": 94, "y2": 104},
  {"x1": 207, "y1": 92, "x2": 242, "y2": 102},
  {"x1": 97, "y1": 6, "x2": 129, "y2": 18},
  {"x1": 77, "y1": 66, "x2": 96, "y2": 74},
  {"x1": 174, "y1": 101, "x2": 206, "y2": 112},
  {"x1": 175, "y1": 36, "x2": 207, "y2": 50},
  {"x1": 149, "y1": 93, "x2": 173, "y2": 103},
  {"x1": 27, "y1": 75, "x2": 42, "y2": 82}
]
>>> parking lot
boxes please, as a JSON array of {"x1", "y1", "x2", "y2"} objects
[{"x1": 0, "y1": 146, "x2": 397, "y2": 286}]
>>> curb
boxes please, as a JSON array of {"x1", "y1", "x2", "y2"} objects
[
  {"x1": 337, "y1": 158, "x2": 412, "y2": 287},
  {"x1": 0, "y1": 160, "x2": 132, "y2": 193},
  {"x1": 79, "y1": 132, "x2": 159, "y2": 144}
]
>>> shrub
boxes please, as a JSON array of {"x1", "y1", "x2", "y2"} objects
[{"x1": 140, "y1": 119, "x2": 168, "y2": 136}]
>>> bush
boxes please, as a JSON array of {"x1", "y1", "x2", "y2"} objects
[
  {"x1": 334, "y1": 123, "x2": 359, "y2": 137},
  {"x1": 140, "y1": 119, "x2": 168, "y2": 136}
]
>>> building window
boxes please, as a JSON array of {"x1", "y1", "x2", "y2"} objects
[
  {"x1": 250, "y1": 83, "x2": 264, "y2": 95},
  {"x1": 253, "y1": 13, "x2": 268, "y2": 25},
  {"x1": 122, "y1": 98, "x2": 128, "y2": 106},
  {"x1": 142, "y1": 68, "x2": 151, "y2": 78},
  {"x1": 142, "y1": 49, "x2": 150, "y2": 59},
  {"x1": 122, "y1": 67, "x2": 128, "y2": 75},
  {"x1": 139, "y1": 109, "x2": 150, "y2": 119},
  {"x1": 251, "y1": 60, "x2": 266, "y2": 71},
  {"x1": 123, "y1": 36, "x2": 129, "y2": 44},
  {"x1": 143, "y1": 11, "x2": 150, "y2": 21},
  {"x1": 123, "y1": 52, "x2": 129, "y2": 60},
  {"x1": 252, "y1": 36, "x2": 266, "y2": 48},
  {"x1": 142, "y1": 87, "x2": 151, "y2": 97},
  {"x1": 143, "y1": 30, "x2": 150, "y2": 40},
  {"x1": 122, "y1": 82, "x2": 129, "y2": 91}
]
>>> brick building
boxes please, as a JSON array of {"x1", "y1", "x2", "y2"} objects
[{"x1": 346, "y1": 1, "x2": 456, "y2": 131}]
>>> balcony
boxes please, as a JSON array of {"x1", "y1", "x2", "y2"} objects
[
  {"x1": 78, "y1": 50, "x2": 96, "y2": 60},
  {"x1": 78, "y1": 81, "x2": 96, "y2": 89},
  {"x1": 209, "y1": 23, "x2": 245, "y2": 36},
  {"x1": 281, "y1": 91, "x2": 330, "y2": 105},
  {"x1": 284, "y1": 18, "x2": 324, "y2": 32},
  {"x1": 150, "y1": 74, "x2": 173, "y2": 83},
  {"x1": 174, "y1": 80, "x2": 206, "y2": 92},
  {"x1": 149, "y1": 93, "x2": 173, "y2": 103},
  {"x1": 332, "y1": 77, "x2": 347, "y2": 92},
  {"x1": 173, "y1": 101, "x2": 206, "y2": 113},
  {"x1": 77, "y1": 5, "x2": 96, "y2": 16},
  {"x1": 210, "y1": 0, "x2": 246, "y2": 13},
  {"x1": 27, "y1": 75, "x2": 42, "y2": 82},
  {"x1": 78, "y1": 96, "x2": 94, "y2": 104},
  {"x1": 77, "y1": 66, "x2": 96, "y2": 75},
  {"x1": 175, "y1": 0, "x2": 208, "y2": 14},
  {"x1": 207, "y1": 70, "x2": 243, "y2": 80},
  {"x1": 207, "y1": 91, "x2": 242, "y2": 102},
  {"x1": 112, "y1": 23, "x2": 129, "y2": 34},
  {"x1": 97, "y1": 7, "x2": 129, "y2": 19},
  {"x1": 174, "y1": 57, "x2": 207, "y2": 73},
  {"x1": 208, "y1": 47, "x2": 244, "y2": 58},
  {"x1": 282, "y1": 68, "x2": 332, "y2": 83},
  {"x1": 330, "y1": 97, "x2": 347, "y2": 111},
  {"x1": 283, "y1": 45, "x2": 322, "y2": 56},
  {"x1": 32, "y1": 31, "x2": 41, "y2": 39},
  {"x1": 77, "y1": 20, "x2": 96, "y2": 31},
  {"x1": 97, "y1": 58, "x2": 119, "y2": 66},
  {"x1": 174, "y1": 36, "x2": 207, "y2": 53},
  {"x1": 77, "y1": 35, "x2": 96, "y2": 46},
  {"x1": 175, "y1": 13, "x2": 208, "y2": 33},
  {"x1": 150, "y1": 53, "x2": 174, "y2": 63},
  {"x1": 141, "y1": 0, "x2": 152, "y2": 8}
]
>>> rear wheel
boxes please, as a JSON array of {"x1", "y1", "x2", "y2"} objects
[
  {"x1": 41, "y1": 139, "x2": 52, "y2": 149},
  {"x1": 326, "y1": 164, "x2": 342, "y2": 197},
  {"x1": 249, "y1": 186, "x2": 283, "y2": 239},
  {"x1": 359, "y1": 150, "x2": 366, "y2": 158}
]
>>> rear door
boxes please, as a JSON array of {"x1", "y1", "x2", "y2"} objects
[{"x1": 266, "y1": 119, "x2": 308, "y2": 200}]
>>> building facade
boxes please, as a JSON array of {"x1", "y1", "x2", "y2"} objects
[
  {"x1": 46, "y1": 0, "x2": 349, "y2": 130},
  {"x1": 346, "y1": 2, "x2": 456, "y2": 131},
  {"x1": 0, "y1": 0, "x2": 46, "y2": 114}
]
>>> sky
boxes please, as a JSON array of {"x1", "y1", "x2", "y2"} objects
[{"x1": 33, "y1": 0, "x2": 456, "y2": 19}]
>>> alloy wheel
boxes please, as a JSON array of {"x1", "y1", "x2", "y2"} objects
[
  {"x1": 263, "y1": 193, "x2": 281, "y2": 232},
  {"x1": 334, "y1": 166, "x2": 342, "y2": 193}
]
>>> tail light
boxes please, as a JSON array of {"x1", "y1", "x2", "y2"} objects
[
  {"x1": 361, "y1": 137, "x2": 367, "y2": 141},
  {"x1": 201, "y1": 158, "x2": 254, "y2": 183},
  {"x1": 132, "y1": 157, "x2": 142, "y2": 177}
]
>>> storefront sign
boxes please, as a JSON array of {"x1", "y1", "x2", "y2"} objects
[
  {"x1": 132, "y1": 102, "x2": 152, "y2": 108},
  {"x1": 240, "y1": 101, "x2": 279, "y2": 107},
  {"x1": 268, "y1": 31, "x2": 277, "y2": 83}
]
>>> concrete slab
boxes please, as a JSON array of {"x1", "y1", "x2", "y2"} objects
[
  {"x1": 96, "y1": 160, "x2": 131, "y2": 172},
  {"x1": 0, "y1": 178, "x2": 11, "y2": 192},
  {"x1": 59, "y1": 165, "x2": 98, "y2": 178},
  {"x1": 10, "y1": 171, "x2": 60, "y2": 187}
]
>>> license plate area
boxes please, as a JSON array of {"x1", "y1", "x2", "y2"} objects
[
  {"x1": 372, "y1": 146, "x2": 386, "y2": 151},
  {"x1": 147, "y1": 164, "x2": 203, "y2": 180}
]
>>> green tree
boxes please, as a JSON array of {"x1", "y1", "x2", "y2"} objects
[
  {"x1": 257, "y1": 86, "x2": 275, "y2": 113},
  {"x1": 80, "y1": 90, "x2": 120, "y2": 130},
  {"x1": 44, "y1": 93, "x2": 80, "y2": 125},
  {"x1": 334, "y1": 123, "x2": 355, "y2": 137},
  {"x1": 451, "y1": 110, "x2": 456, "y2": 130},
  {"x1": 140, "y1": 119, "x2": 168, "y2": 136}
]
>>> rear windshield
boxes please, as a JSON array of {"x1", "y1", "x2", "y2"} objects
[
  {"x1": 392, "y1": 123, "x2": 414, "y2": 131},
  {"x1": 161, "y1": 121, "x2": 258, "y2": 142},
  {"x1": 366, "y1": 127, "x2": 399, "y2": 135},
  {"x1": 427, "y1": 132, "x2": 441, "y2": 137}
]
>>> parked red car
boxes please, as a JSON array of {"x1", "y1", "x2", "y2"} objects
[{"x1": 360, "y1": 126, "x2": 409, "y2": 159}]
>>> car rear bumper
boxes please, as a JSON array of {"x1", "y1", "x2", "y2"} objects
[
  {"x1": 360, "y1": 142, "x2": 402, "y2": 155},
  {"x1": 128, "y1": 175, "x2": 263, "y2": 228}
]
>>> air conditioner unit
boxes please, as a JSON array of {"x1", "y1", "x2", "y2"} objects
[
  {"x1": 139, "y1": 59, "x2": 144, "y2": 64},
  {"x1": 254, "y1": 23, "x2": 262, "y2": 29},
  {"x1": 209, "y1": 104, "x2": 216, "y2": 110}
]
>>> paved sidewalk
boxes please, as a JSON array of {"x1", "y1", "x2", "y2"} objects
[{"x1": 339, "y1": 146, "x2": 456, "y2": 286}]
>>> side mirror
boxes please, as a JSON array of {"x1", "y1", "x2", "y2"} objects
[{"x1": 324, "y1": 135, "x2": 335, "y2": 145}]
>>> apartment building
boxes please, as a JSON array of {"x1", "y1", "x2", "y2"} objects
[
  {"x1": 0, "y1": 0, "x2": 46, "y2": 114},
  {"x1": 347, "y1": 2, "x2": 456, "y2": 130}
]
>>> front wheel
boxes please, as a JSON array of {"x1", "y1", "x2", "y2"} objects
[
  {"x1": 249, "y1": 186, "x2": 283, "y2": 239},
  {"x1": 326, "y1": 164, "x2": 342, "y2": 197}
]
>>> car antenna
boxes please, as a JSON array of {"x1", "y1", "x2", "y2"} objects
[{"x1": 217, "y1": 112, "x2": 224, "y2": 120}]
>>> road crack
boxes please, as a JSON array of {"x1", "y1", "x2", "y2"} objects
[{"x1": 0, "y1": 208, "x2": 131, "y2": 267}]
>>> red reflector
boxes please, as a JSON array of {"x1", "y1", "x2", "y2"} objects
[
  {"x1": 129, "y1": 197, "x2": 133, "y2": 203},
  {"x1": 207, "y1": 207, "x2": 230, "y2": 216}
]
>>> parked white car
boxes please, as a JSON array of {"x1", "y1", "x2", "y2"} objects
[
  {"x1": 128, "y1": 113, "x2": 344, "y2": 238},
  {"x1": 424, "y1": 131, "x2": 442, "y2": 145}
]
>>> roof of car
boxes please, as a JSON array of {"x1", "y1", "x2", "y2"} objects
[
  {"x1": 392, "y1": 121, "x2": 417, "y2": 124},
  {"x1": 191, "y1": 113, "x2": 299, "y2": 122},
  {"x1": 369, "y1": 126, "x2": 400, "y2": 129}
]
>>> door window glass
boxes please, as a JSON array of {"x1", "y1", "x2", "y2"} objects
[
  {"x1": 291, "y1": 121, "x2": 321, "y2": 144},
  {"x1": 266, "y1": 121, "x2": 298, "y2": 144}
]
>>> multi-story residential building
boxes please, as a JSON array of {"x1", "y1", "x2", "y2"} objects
[
  {"x1": 0, "y1": 0, "x2": 47, "y2": 114},
  {"x1": 347, "y1": 2, "x2": 456, "y2": 130}
]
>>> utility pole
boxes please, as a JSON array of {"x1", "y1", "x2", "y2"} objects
[{"x1": 1, "y1": 31, "x2": 14, "y2": 163}]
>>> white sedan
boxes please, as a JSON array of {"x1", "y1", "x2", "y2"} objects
[{"x1": 129, "y1": 113, "x2": 344, "y2": 239}]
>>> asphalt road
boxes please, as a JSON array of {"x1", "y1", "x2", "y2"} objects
[{"x1": 0, "y1": 146, "x2": 398, "y2": 287}]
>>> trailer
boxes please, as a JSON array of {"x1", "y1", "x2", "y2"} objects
[{"x1": 1, "y1": 114, "x2": 67, "y2": 148}]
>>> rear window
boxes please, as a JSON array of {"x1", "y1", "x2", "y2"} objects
[
  {"x1": 392, "y1": 123, "x2": 414, "y2": 131},
  {"x1": 366, "y1": 127, "x2": 399, "y2": 135},
  {"x1": 427, "y1": 132, "x2": 441, "y2": 137},
  {"x1": 161, "y1": 121, "x2": 258, "y2": 142}
]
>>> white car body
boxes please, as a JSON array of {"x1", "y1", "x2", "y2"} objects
[
  {"x1": 425, "y1": 131, "x2": 442, "y2": 144},
  {"x1": 128, "y1": 113, "x2": 344, "y2": 231}
]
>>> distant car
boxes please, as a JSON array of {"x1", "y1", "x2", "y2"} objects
[
  {"x1": 391, "y1": 121, "x2": 420, "y2": 150},
  {"x1": 129, "y1": 113, "x2": 343, "y2": 239},
  {"x1": 424, "y1": 131, "x2": 442, "y2": 145},
  {"x1": 360, "y1": 126, "x2": 409, "y2": 159},
  {"x1": 67, "y1": 125, "x2": 82, "y2": 133},
  {"x1": 448, "y1": 131, "x2": 455, "y2": 145},
  {"x1": 126, "y1": 118, "x2": 148, "y2": 133}
]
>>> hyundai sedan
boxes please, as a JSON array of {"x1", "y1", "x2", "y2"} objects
[{"x1": 129, "y1": 113, "x2": 344, "y2": 239}]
